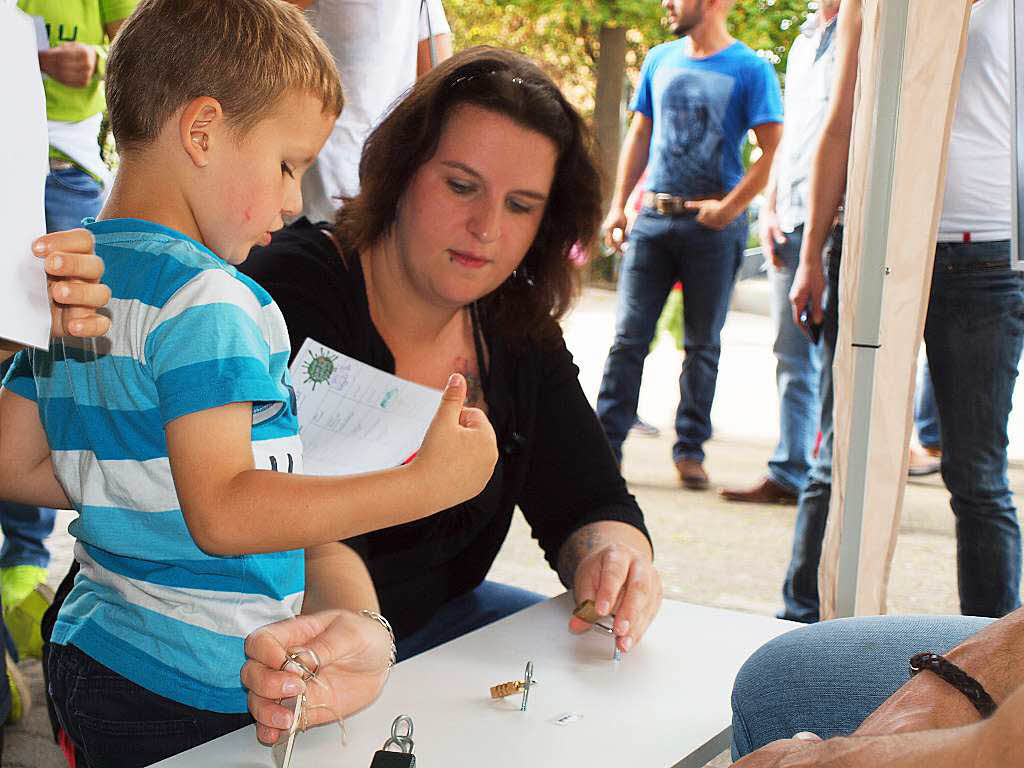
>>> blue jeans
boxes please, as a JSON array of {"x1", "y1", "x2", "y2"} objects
[
  {"x1": 396, "y1": 581, "x2": 547, "y2": 661},
  {"x1": 44, "y1": 166, "x2": 104, "y2": 233},
  {"x1": 915, "y1": 358, "x2": 941, "y2": 449},
  {"x1": 0, "y1": 357, "x2": 55, "y2": 571},
  {"x1": 767, "y1": 225, "x2": 821, "y2": 494},
  {"x1": 925, "y1": 241, "x2": 1024, "y2": 617},
  {"x1": 730, "y1": 614, "x2": 991, "y2": 758},
  {"x1": 781, "y1": 229, "x2": 842, "y2": 623},
  {"x1": 47, "y1": 642, "x2": 252, "y2": 768},
  {"x1": 597, "y1": 209, "x2": 748, "y2": 463},
  {"x1": 782, "y1": 237, "x2": 1024, "y2": 622}
]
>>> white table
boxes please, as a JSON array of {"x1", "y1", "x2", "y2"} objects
[{"x1": 153, "y1": 595, "x2": 796, "y2": 767}]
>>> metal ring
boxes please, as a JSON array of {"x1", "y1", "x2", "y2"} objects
[
  {"x1": 391, "y1": 714, "x2": 414, "y2": 741},
  {"x1": 381, "y1": 735, "x2": 414, "y2": 754},
  {"x1": 280, "y1": 648, "x2": 320, "y2": 681}
]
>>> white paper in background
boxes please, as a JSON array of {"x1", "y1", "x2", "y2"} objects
[
  {"x1": 32, "y1": 15, "x2": 48, "y2": 50},
  {"x1": 289, "y1": 338, "x2": 442, "y2": 476},
  {"x1": 1, "y1": 7, "x2": 51, "y2": 349}
]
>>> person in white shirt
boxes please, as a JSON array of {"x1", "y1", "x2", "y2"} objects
[
  {"x1": 285, "y1": 0, "x2": 453, "y2": 223},
  {"x1": 719, "y1": 0, "x2": 839, "y2": 506}
]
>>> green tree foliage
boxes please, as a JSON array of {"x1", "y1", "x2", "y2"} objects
[{"x1": 446, "y1": 0, "x2": 814, "y2": 114}]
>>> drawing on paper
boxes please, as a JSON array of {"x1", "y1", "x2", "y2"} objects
[{"x1": 302, "y1": 347, "x2": 337, "y2": 390}]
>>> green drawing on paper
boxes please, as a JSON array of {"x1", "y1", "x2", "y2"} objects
[
  {"x1": 380, "y1": 388, "x2": 398, "y2": 409},
  {"x1": 303, "y1": 348, "x2": 337, "y2": 390}
]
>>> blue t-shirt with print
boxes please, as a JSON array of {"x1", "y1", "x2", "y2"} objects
[{"x1": 633, "y1": 39, "x2": 783, "y2": 199}]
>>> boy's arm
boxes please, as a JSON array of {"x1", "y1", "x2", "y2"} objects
[
  {"x1": 0, "y1": 389, "x2": 72, "y2": 509},
  {"x1": 302, "y1": 542, "x2": 379, "y2": 615},
  {"x1": 166, "y1": 374, "x2": 497, "y2": 556}
]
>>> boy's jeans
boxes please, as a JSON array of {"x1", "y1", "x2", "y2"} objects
[
  {"x1": 597, "y1": 209, "x2": 747, "y2": 464},
  {"x1": 782, "y1": 236, "x2": 1024, "y2": 622},
  {"x1": 767, "y1": 225, "x2": 821, "y2": 495},
  {"x1": 730, "y1": 614, "x2": 992, "y2": 758},
  {"x1": 47, "y1": 642, "x2": 252, "y2": 768}
]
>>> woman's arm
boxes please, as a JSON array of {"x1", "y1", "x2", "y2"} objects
[{"x1": 517, "y1": 336, "x2": 660, "y2": 652}]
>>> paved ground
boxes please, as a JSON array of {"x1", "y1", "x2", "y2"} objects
[{"x1": 4, "y1": 283, "x2": 1022, "y2": 767}]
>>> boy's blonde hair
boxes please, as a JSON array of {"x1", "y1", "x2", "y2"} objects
[{"x1": 106, "y1": 0, "x2": 343, "y2": 154}]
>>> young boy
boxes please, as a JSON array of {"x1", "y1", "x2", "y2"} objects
[{"x1": 0, "y1": 0, "x2": 497, "y2": 764}]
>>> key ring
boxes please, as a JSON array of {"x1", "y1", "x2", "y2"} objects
[
  {"x1": 280, "y1": 648, "x2": 321, "y2": 681},
  {"x1": 380, "y1": 714, "x2": 414, "y2": 753}
]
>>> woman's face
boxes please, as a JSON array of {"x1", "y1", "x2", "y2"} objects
[{"x1": 391, "y1": 104, "x2": 559, "y2": 309}]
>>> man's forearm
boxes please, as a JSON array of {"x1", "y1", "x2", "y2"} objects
[
  {"x1": 800, "y1": 122, "x2": 850, "y2": 264},
  {"x1": 556, "y1": 520, "x2": 652, "y2": 589},
  {"x1": 608, "y1": 117, "x2": 652, "y2": 214},
  {"x1": 721, "y1": 147, "x2": 778, "y2": 220},
  {"x1": 857, "y1": 609, "x2": 1024, "y2": 736}
]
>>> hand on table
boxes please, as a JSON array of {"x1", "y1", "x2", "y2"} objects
[
  {"x1": 39, "y1": 229, "x2": 112, "y2": 339},
  {"x1": 568, "y1": 543, "x2": 662, "y2": 653},
  {"x1": 241, "y1": 609, "x2": 393, "y2": 745},
  {"x1": 38, "y1": 43, "x2": 98, "y2": 88},
  {"x1": 684, "y1": 199, "x2": 735, "y2": 231}
]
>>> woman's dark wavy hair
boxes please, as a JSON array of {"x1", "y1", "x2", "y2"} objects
[{"x1": 334, "y1": 46, "x2": 603, "y2": 343}]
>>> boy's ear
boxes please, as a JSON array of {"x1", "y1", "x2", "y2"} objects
[{"x1": 180, "y1": 97, "x2": 224, "y2": 168}]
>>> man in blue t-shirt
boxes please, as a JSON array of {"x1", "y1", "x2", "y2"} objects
[{"x1": 596, "y1": 0, "x2": 783, "y2": 490}]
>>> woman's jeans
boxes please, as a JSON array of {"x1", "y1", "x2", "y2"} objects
[
  {"x1": 47, "y1": 642, "x2": 252, "y2": 768},
  {"x1": 396, "y1": 581, "x2": 546, "y2": 661},
  {"x1": 782, "y1": 238, "x2": 1024, "y2": 622},
  {"x1": 730, "y1": 614, "x2": 992, "y2": 759},
  {"x1": 596, "y1": 209, "x2": 748, "y2": 464}
]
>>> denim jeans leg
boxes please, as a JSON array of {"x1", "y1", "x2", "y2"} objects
[
  {"x1": 781, "y1": 231, "x2": 842, "y2": 623},
  {"x1": 597, "y1": 212, "x2": 681, "y2": 463},
  {"x1": 767, "y1": 225, "x2": 821, "y2": 494},
  {"x1": 925, "y1": 241, "x2": 1024, "y2": 618},
  {"x1": 395, "y1": 581, "x2": 547, "y2": 661},
  {"x1": 672, "y1": 213, "x2": 748, "y2": 462},
  {"x1": 44, "y1": 167, "x2": 104, "y2": 234},
  {"x1": 914, "y1": 357, "x2": 941, "y2": 449},
  {"x1": 730, "y1": 614, "x2": 991, "y2": 759}
]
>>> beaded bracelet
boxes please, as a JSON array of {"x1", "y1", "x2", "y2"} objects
[{"x1": 909, "y1": 651, "x2": 997, "y2": 718}]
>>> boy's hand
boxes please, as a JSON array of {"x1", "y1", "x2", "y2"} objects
[
  {"x1": 37, "y1": 230, "x2": 112, "y2": 339},
  {"x1": 38, "y1": 43, "x2": 99, "y2": 88},
  {"x1": 414, "y1": 373, "x2": 498, "y2": 509}
]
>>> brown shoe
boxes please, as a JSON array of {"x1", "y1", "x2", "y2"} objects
[
  {"x1": 719, "y1": 476, "x2": 798, "y2": 505},
  {"x1": 908, "y1": 445, "x2": 941, "y2": 477},
  {"x1": 675, "y1": 458, "x2": 710, "y2": 490}
]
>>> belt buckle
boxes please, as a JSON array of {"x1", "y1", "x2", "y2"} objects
[{"x1": 654, "y1": 193, "x2": 674, "y2": 215}]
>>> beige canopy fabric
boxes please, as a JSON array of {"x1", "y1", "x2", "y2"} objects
[{"x1": 818, "y1": 0, "x2": 973, "y2": 619}]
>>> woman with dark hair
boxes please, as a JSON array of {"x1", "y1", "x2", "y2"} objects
[{"x1": 237, "y1": 46, "x2": 664, "y2": 742}]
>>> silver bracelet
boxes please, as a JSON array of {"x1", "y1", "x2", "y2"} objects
[{"x1": 359, "y1": 609, "x2": 397, "y2": 671}]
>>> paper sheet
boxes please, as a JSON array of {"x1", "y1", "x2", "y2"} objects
[
  {"x1": 290, "y1": 338, "x2": 442, "y2": 476},
  {"x1": 2, "y1": 7, "x2": 52, "y2": 349}
]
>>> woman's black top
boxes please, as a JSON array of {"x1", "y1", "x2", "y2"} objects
[{"x1": 242, "y1": 219, "x2": 650, "y2": 639}]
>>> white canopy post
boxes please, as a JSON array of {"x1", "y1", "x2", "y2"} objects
[{"x1": 818, "y1": 0, "x2": 972, "y2": 619}]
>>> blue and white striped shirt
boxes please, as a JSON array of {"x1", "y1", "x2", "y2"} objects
[{"x1": 4, "y1": 219, "x2": 305, "y2": 713}]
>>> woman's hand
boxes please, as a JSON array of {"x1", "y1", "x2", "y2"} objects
[
  {"x1": 241, "y1": 609, "x2": 393, "y2": 745},
  {"x1": 38, "y1": 229, "x2": 112, "y2": 339},
  {"x1": 569, "y1": 541, "x2": 663, "y2": 653}
]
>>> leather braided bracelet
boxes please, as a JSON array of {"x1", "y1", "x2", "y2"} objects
[{"x1": 909, "y1": 652, "x2": 997, "y2": 718}]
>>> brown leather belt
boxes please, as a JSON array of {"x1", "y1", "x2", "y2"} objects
[
  {"x1": 642, "y1": 191, "x2": 699, "y2": 216},
  {"x1": 49, "y1": 157, "x2": 76, "y2": 171}
]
